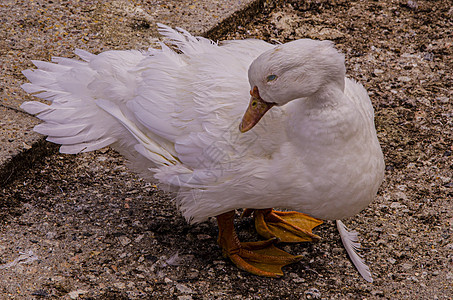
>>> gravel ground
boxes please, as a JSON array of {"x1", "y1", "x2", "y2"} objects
[{"x1": 1, "y1": 0, "x2": 452, "y2": 299}]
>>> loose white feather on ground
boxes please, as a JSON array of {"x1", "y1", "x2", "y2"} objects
[{"x1": 336, "y1": 220, "x2": 373, "y2": 282}]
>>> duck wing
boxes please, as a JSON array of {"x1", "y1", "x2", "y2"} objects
[{"x1": 21, "y1": 26, "x2": 284, "y2": 220}]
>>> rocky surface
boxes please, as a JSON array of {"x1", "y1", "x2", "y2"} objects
[{"x1": 1, "y1": 0, "x2": 452, "y2": 299}]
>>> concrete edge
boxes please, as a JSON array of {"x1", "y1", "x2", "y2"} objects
[
  {"x1": 0, "y1": 0, "x2": 279, "y2": 187},
  {"x1": 203, "y1": 0, "x2": 277, "y2": 41}
]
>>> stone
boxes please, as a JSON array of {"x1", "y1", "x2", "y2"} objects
[
  {"x1": 118, "y1": 236, "x2": 131, "y2": 246},
  {"x1": 176, "y1": 283, "x2": 193, "y2": 294},
  {"x1": 113, "y1": 282, "x2": 126, "y2": 289},
  {"x1": 68, "y1": 290, "x2": 88, "y2": 299}
]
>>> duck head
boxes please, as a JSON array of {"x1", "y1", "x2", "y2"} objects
[{"x1": 239, "y1": 39, "x2": 346, "y2": 133}]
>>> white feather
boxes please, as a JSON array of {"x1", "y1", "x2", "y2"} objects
[
  {"x1": 157, "y1": 23, "x2": 214, "y2": 55},
  {"x1": 34, "y1": 123, "x2": 86, "y2": 137},
  {"x1": 336, "y1": 220, "x2": 373, "y2": 282},
  {"x1": 74, "y1": 48, "x2": 95, "y2": 62},
  {"x1": 32, "y1": 60, "x2": 71, "y2": 72},
  {"x1": 60, "y1": 137, "x2": 117, "y2": 154},
  {"x1": 20, "y1": 101, "x2": 50, "y2": 114},
  {"x1": 95, "y1": 99, "x2": 178, "y2": 166}
]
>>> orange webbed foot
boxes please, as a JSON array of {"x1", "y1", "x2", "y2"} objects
[
  {"x1": 217, "y1": 211, "x2": 302, "y2": 277},
  {"x1": 243, "y1": 208, "x2": 323, "y2": 243}
]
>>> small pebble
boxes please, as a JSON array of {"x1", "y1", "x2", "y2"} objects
[
  {"x1": 398, "y1": 76, "x2": 411, "y2": 82},
  {"x1": 135, "y1": 234, "x2": 145, "y2": 243},
  {"x1": 68, "y1": 290, "x2": 88, "y2": 299},
  {"x1": 371, "y1": 290, "x2": 384, "y2": 296},
  {"x1": 401, "y1": 263, "x2": 413, "y2": 270},
  {"x1": 373, "y1": 69, "x2": 384, "y2": 75},
  {"x1": 176, "y1": 283, "x2": 193, "y2": 294},
  {"x1": 45, "y1": 231, "x2": 57, "y2": 239},
  {"x1": 164, "y1": 277, "x2": 173, "y2": 284},
  {"x1": 118, "y1": 236, "x2": 131, "y2": 246},
  {"x1": 304, "y1": 288, "x2": 321, "y2": 299},
  {"x1": 197, "y1": 234, "x2": 211, "y2": 240},
  {"x1": 113, "y1": 282, "x2": 126, "y2": 289}
]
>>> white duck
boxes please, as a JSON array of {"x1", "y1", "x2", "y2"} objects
[{"x1": 21, "y1": 25, "x2": 384, "y2": 279}]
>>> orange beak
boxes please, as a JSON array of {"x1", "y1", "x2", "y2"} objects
[{"x1": 239, "y1": 86, "x2": 275, "y2": 133}]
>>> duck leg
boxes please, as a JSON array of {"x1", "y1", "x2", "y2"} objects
[
  {"x1": 242, "y1": 208, "x2": 323, "y2": 243},
  {"x1": 216, "y1": 211, "x2": 303, "y2": 277}
]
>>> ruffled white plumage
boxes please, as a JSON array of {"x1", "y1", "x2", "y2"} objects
[
  {"x1": 21, "y1": 24, "x2": 384, "y2": 223},
  {"x1": 21, "y1": 24, "x2": 384, "y2": 281},
  {"x1": 21, "y1": 25, "x2": 279, "y2": 219}
]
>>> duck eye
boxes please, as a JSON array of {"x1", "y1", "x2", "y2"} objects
[{"x1": 266, "y1": 74, "x2": 277, "y2": 82}]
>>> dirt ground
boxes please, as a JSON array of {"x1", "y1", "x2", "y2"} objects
[{"x1": 1, "y1": 0, "x2": 452, "y2": 299}]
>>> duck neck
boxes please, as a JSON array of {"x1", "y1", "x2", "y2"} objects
[
  {"x1": 305, "y1": 79, "x2": 346, "y2": 110},
  {"x1": 285, "y1": 81, "x2": 356, "y2": 147}
]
